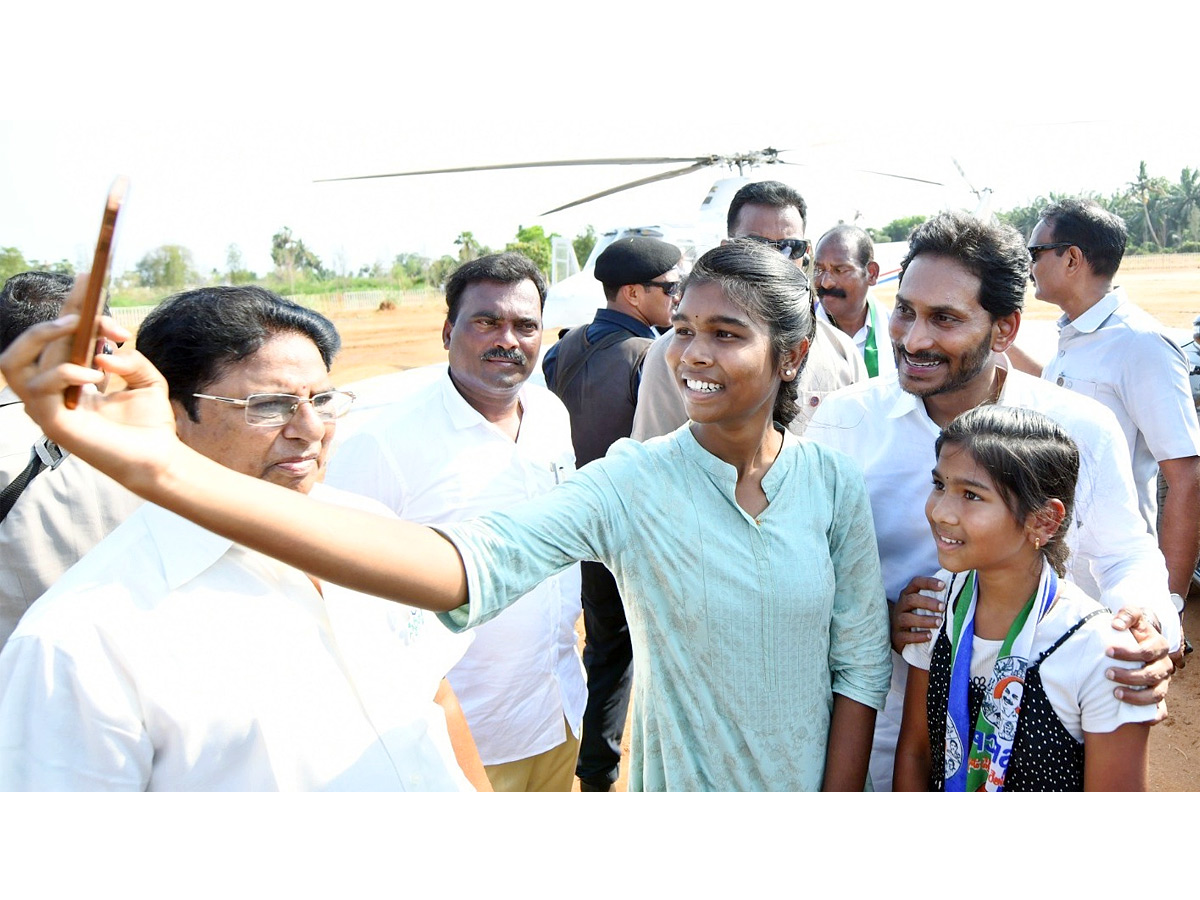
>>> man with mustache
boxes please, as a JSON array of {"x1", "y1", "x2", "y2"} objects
[
  {"x1": 329, "y1": 252, "x2": 586, "y2": 791},
  {"x1": 807, "y1": 211, "x2": 1179, "y2": 791},
  {"x1": 813, "y1": 225, "x2": 894, "y2": 379},
  {"x1": 542, "y1": 236, "x2": 681, "y2": 791}
]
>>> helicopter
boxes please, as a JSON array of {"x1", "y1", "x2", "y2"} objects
[{"x1": 315, "y1": 146, "x2": 971, "y2": 332}]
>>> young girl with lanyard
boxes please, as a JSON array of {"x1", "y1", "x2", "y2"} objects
[{"x1": 893, "y1": 405, "x2": 1157, "y2": 791}]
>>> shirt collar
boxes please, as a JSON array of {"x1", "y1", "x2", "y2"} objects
[
  {"x1": 144, "y1": 502, "x2": 237, "y2": 591},
  {"x1": 675, "y1": 422, "x2": 799, "y2": 497},
  {"x1": 1059, "y1": 286, "x2": 1124, "y2": 334},
  {"x1": 593, "y1": 307, "x2": 657, "y2": 339},
  {"x1": 437, "y1": 365, "x2": 525, "y2": 434}
]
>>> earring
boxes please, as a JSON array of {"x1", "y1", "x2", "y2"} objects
[
  {"x1": 1033, "y1": 537, "x2": 1041, "y2": 550},
  {"x1": 783, "y1": 368, "x2": 794, "y2": 377}
]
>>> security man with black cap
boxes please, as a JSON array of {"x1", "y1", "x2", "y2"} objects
[{"x1": 543, "y1": 235, "x2": 682, "y2": 791}]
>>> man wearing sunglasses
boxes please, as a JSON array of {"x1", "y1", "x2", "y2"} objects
[
  {"x1": 542, "y1": 235, "x2": 681, "y2": 791},
  {"x1": 632, "y1": 180, "x2": 865, "y2": 441},
  {"x1": 1029, "y1": 198, "x2": 1200, "y2": 643},
  {"x1": 0, "y1": 285, "x2": 488, "y2": 790}
]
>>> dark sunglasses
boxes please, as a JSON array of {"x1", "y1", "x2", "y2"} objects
[
  {"x1": 743, "y1": 235, "x2": 812, "y2": 261},
  {"x1": 644, "y1": 279, "x2": 683, "y2": 298},
  {"x1": 1027, "y1": 241, "x2": 1076, "y2": 262}
]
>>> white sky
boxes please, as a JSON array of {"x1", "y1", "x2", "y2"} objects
[{"x1": 4, "y1": 3, "x2": 1197, "y2": 280}]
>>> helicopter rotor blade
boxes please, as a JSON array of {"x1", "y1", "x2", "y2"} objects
[
  {"x1": 773, "y1": 157, "x2": 944, "y2": 187},
  {"x1": 539, "y1": 162, "x2": 715, "y2": 215},
  {"x1": 314, "y1": 156, "x2": 717, "y2": 183}
]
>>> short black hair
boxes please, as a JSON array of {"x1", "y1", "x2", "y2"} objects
[
  {"x1": 901, "y1": 211, "x2": 1028, "y2": 319},
  {"x1": 0, "y1": 271, "x2": 78, "y2": 352},
  {"x1": 1038, "y1": 198, "x2": 1127, "y2": 280},
  {"x1": 726, "y1": 181, "x2": 808, "y2": 237},
  {"x1": 817, "y1": 225, "x2": 874, "y2": 268},
  {"x1": 444, "y1": 252, "x2": 547, "y2": 323},
  {"x1": 936, "y1": 405, "x2": 1079, "y2": 577},
  {"x1": 136, "y1": 285, "x2": 341, "y2": 422}
]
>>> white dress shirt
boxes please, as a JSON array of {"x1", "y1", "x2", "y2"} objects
[
  {"x1": 807, "y1": 362, "x2": 1176, "y2": 790},
  {"x1": 327, "y1": 367, "x2": 586, "y2": 767},
  {"x1": 0, "y1": 484, "x2": 473, "y2": 791},
  {"x1": 1042, "y1": 286, "x2": 1200, "y2": 530},
  {"x1": 815, "y1": 293, "x2": 896, "y2": 379}
]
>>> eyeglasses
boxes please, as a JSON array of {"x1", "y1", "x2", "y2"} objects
[
  {"x1": 742, "y1": 235, "x2": 812, "y2": 261},
  {"x1": 1027, "y1": 241, "x2": 1076, "y2": 262},
  {"x1": 192, "y1": 390, "x2": 356, "y2": 426},
  {"x1": 644, "y1": 279, "x2": 683, "y2": 297}
]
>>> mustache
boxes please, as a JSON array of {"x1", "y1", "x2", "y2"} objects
[
  {"x1": 816, "y1": 287, "x2": 848, "y2": 300},
  {"x1": 482, "y1": 347, "x2": 528, "y2": 365},
  {"x1": 897, "y1": 347, "x2": 948, "y2": 364}
]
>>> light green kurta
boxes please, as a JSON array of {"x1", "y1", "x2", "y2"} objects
[{"x1": 439, "y1": 426, "x2": 891, "y2": 791}]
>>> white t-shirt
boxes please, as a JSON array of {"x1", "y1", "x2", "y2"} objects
[{"x1": 903, "y1": 570, "x2": 1159, "y2": 742}]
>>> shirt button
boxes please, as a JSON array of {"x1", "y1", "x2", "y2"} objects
[
  {"x1": 1056, "y1": 376, "x2": 1064, "y2": 386},
  {"x1": 808, "y1": 396, "x2": 820, "y2": 407}
]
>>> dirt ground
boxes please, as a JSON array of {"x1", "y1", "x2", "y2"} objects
[{"x1": 323, "y1": 261, "x2": 1200, "y2": 791}]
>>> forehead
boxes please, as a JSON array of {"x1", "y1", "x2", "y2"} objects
[
  {"x1": 456, "y1": 278, "x2": 542, "y2": 320},
  {"x1": 731, "y1": 203, "x2": 804, "y2": 241},
  {"x1": 897, "y1": 254, "x2": 983, "y2": 313},
  {"x1": 206, "y1": 331, "x2": 330, "y2": 392},
  {"x1": 1029, "y1": 219, "x2": 1055, "y2": 242},
  {"x1": 675, "y1": 281, "x2": 764, "y2": 329},
  {"x1": 815, "y1": 236, "x2": 856, "y2": 265}
]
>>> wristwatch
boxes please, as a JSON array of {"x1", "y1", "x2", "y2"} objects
[{"x1": 1170, "y1": 592, "x2": 1187, "y2": 616}]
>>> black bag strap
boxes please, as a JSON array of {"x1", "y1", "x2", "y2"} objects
[
  {"x1": 548, "y1": 326, "x2": 631, "y2": 395},
  {"x1": 0, "y1": 446, "x2": 47, "y2": 523},
  {"x1": 0, "y1": 437, "x2": 66, "y2": 524}
]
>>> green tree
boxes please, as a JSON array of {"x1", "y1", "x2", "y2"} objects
[
  {"x1": 573, "y1": 225, "x2": 598, "y2": 265},
  {"x1": 0, "y1": 246, "x2": 30, "y2": 282},
  {"x1": 428, "y1": 255, "x2": 459, "y2": 288},
  {"x1": 134, "y1": 244, "x2": 197, "y2": 288},
  {"x1": 1126, "y1": 161, "x2": 1169, "y2": 249},
  {"x1": 271, "y1": 227, "x2": 324, "y2": 289},
  {"x1": 454, "y1": 231, "x2": 488, "y2": 263},
  {"x1": 505, "y1": 224, "x2": 557, "y2": 277},
  {"x1": 1168, "y1": 167, "x2": 1200, "y2": 245},
  {"x1": 867, "y1": 215, "x2": 927, "y2": 243},
  {"x1": 225, "y1": 243, "x2": 257, "y2": 284}
]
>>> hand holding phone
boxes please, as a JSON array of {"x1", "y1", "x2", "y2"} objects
[{"x1": 65, "y1": 176, "x2": 128, "y2": 409}]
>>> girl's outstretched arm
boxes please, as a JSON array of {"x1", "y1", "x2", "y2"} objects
[
  {"x1": 893, "y1": 665, "x2": 932, "y2": 791},
  {"x1": 0, "y1": 287, "x2": 468, "y2": 613},
  {"x1": 1083, "y1": 722, "x2": 1149, "y2": 791}
]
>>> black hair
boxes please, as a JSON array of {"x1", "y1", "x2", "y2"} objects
[
  {"x1": 901, "y1": 211, "x2": 1028, "y2": 319},
  {"x1": 726, "y1": 181, "x2": 808, "y2": 236},
  {"x1": 0, "y1": 271, "x2": 82, "y2": 352},
  {"x1": 936, "y1": 405, "x2": 1079, "y2": 576},
  {"x1": 444, "y1": 252, "x2": 547, "y2": 323},
  {"x1": 817, "y1": 225, "x2": 874, "y2": 268},
  {"x1": 1037, "y1": 198, "x2": 1127, "y2": 280},
  {"x1": 684, "y1": 240, "x2": 815, "y2": 427},
  {"x1": 136, "y1": 285, "x2": 340, "y2": 422}
]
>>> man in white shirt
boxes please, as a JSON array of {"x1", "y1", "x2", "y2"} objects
[
  {"x1": 0, "y1": 285, "x2": 487, "y2": 791},
  {"x1": 632, "y1": 181, "x2": 866, "y2": 441},
  {"x1": 813, "y1": 225, "x2": 894, "y2": 379},
  {"x1": 807, "y1": 211, "x2": 1178, "y2": 791},
  {"x1": 328, "y1": 253, "x2": 586, "y2": 792},
  {"x1": 1029, "y1": 198, "x2": 1200, "y2": 628},
  {"x1": 0, "y1": 272, "x2": 143, "y2": 650}
]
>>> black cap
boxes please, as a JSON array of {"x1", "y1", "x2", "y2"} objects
[{"x1": 593, "y1": 237, "x2": 681, "y2": 287}]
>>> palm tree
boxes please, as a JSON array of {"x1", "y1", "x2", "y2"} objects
[
  {"x1": 1127, "y1": 161, "x2": 1167, "y2": 249},
  {"x1": 1169, "y1": 167, "x2": 1200, "y2": 245}
]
